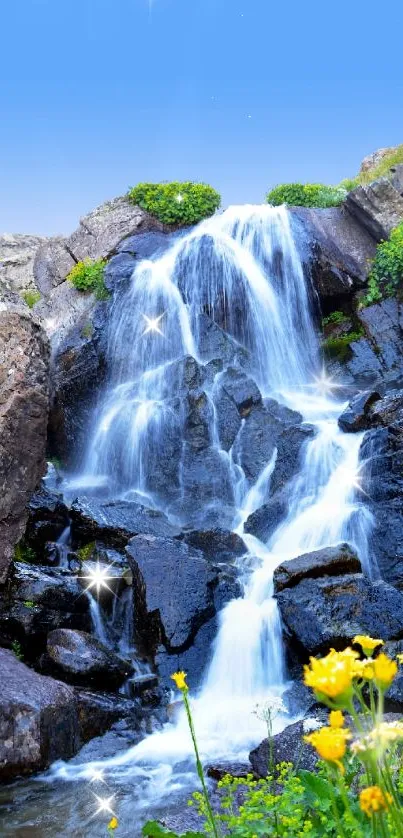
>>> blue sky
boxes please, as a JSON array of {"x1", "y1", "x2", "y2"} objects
[{"x1": 1, "y1": 0, "x2": 403, "y2": 235}]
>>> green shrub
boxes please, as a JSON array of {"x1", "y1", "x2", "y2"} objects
[
  {"x1": 14, "y1": 541, "x2": 37, "y2": 564},
  {"x1": 77, "y1": 542, "x2": 96, "y2": 562},
  {"x1": 67, "y1": 259, "x2": 109, "y2": 300},
  {"x1": 21, "y1": 289, "x2": 41, "y2": 308},
  {"x1": 23, "y1": 600, "x2": 36, "y2": 609},
  {"x1": 323, "y1": 330, "x2": 364, "y2": 361},
  {"x1": 11, "y1": 640, "x2": 23, "y2": 661},
  {"x1": 322, "y1": 311, "x2": 349, "y2": 327},
  {"x1": 266, "y1": 182, "x2": 346, "y2": 208},
  {"x1": 369, "y1": 222, "x2": 403, "y2": 295},
  {"x1": 127, "y1": 182, "x2": 221, "y2": 226}
]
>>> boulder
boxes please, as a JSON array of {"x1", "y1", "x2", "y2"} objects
[
  {"x1": 42, "y1": 629, "x2": 133, "y2": 688},
  {"x1": 338, "y1": 390, "x2": 381, "y2": 432},
  {"x1": 360, "y1": 146, "x2": 399, "y2": 174},
  {"x1": 273, "y1": 544, "x2": 361, "y2": 592},
  {"x1": 270, "y1": 424, "x2": 315, "y2": 494},
  {"x1": 34, "y1": 238, "x2": 75, "y2": 295},
  {"x1": 182, "y1": 529, "x2": 247, "y2": 563},
  {"x1": 0, "y1": 233, "x2": 47, "y2": 295},
  {"x1": 0, "y1": 648, "x2": 79, "y2": 780},
  {"x1": 196, "y1": 312, "x2": 250, "y2": 368},
  {"x1": 391, "y1": 164, "x2": 403, "y2": 197},
  {"x1": 176, "y1": 446, "x2": 235, "y2": 527},
  {"x1": 276, "y1": 574, "x2": 403, "y2": 656},
  {"x1": 345, "y1": 179, "x2": 403, "y2": 241},
  {"x1": 33, "y1": 277, "x2": 98, "y2": 348},
  {"x1": 236, "y1": 404, "x2": 282, "y2": 482},
  {"x1": 249, "y1": 714, "x2": 328, "y2": 777},
  {"x1": 25, "y1": 484, "x2": 70, "y2": 549},
  {"x1": 75, "y1": 689, "x2": 142, "y2": 742},
  {"x1": 0, "y1": 307, "x2": 49, "y2": 583},
  {"x1": 244, "y1": 488, "x2": 289, "y2": 543},
  {"x1": 70, "y1": 497, "x2": 181, "y2": 547},
  {"x1": 217, "y1": 367, "x2": 262, "y2": 415}
]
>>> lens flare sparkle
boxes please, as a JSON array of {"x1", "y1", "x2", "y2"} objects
[{"x1": 142, "y1": 313, "x2": 165, "y2": 336}]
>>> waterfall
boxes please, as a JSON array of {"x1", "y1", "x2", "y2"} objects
[{"x1": 52, "y1": 205, "x2": 375, "y2": 805}]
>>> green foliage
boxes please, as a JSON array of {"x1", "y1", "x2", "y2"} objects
[
  {"x1": 23, "y1": 600, "x2": 36, "y2": 609},
  {"x1": 142, "y1": 825, "x2": 204, "y2": 838},
  {"x1": 323, "y1": 330, "x2": 364, "y2": 361},
  {"x1": 21, "y1": 289, "x2": 41, "y2": 308},
  {"x1": 357, "y1": 145, "x2": 403, "y2": 186},
  {"x1": 339, "y1": 177, "x2": 360, "y2": 192},
  {"x1": 81, "y1": 322, "x2": 94, "y2": 339},
  {"x1": 14, "y1": 541, "x2": 37, "y2": 564},
  {"x1": 322, "y1": 311, "x2": 349, "y2": 327},
  {"x1": 11, "y1": 640, "x2": 23, "y2": 661},
  {"x1": 266, "y1": 183, "x2": 346, "y2": 208},
  {"x1": 127, "y1": 182, "x2": 221, "y2": 226},
  {"x1": 67, "y1": 259, "x2": 109, "y2": 300},
  {"x1": 369, "y1": 222, "x2": 403, "y2": 294},
  {"x1": 77, "y1": 541, "x2": 96, "y2": 562}
]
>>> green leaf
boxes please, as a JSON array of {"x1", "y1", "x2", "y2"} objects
[
  {"x1": 298, "y1": 769, "x2": 337, "y2": 804},
  {"x1": 142, "y1": 822, "x2": 206, "y2": 838}
]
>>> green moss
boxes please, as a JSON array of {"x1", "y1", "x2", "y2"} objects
[
  {"x1": 127, "y1": 181, "x2": 221, "y2": 226},
  {"x1": 14, "y1": 541, "x2": 37, "y2": 564},
  {"x1": 23, "y1": 600, "x2": 36, "y2": 609},
  {"x1": 21, "y1": 289, "x2": 41, "y2": 308},
  {"x1": 323, "y1": 330, "x2": 364, "y2": 361},
  {"x1": 67, "y1": 259, "x2": 109, "y2": 301},
  {"x1": 11, "y1": 640, "x2": 23, "y2": 661},
  {"x1": 77, "y1": 542, "x2": 96, "y2": 562},
  {"x1": 81, "y1": 322, "x2": 94, "y2": 339},
  {"x1": 266, "y1": 182, "x2": 346, "y2": 208},
  {"x1": 322, "y1": 311, "x2": 348, "y2": 327}
]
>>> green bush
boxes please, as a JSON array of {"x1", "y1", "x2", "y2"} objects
[
  {"x1": 127, "y1": 181, "x2": 221, "y2": 226},
  {"x1": 67, "y1": 259, "x2": 109, "y2": 300},
  {"x1": 369, "y1": 222, "x2": 403, "y2": 296},
  {"x1": 266, "y1": 183, "x2": 346, "y2": 208},
  {"x1": 21, "y1": 289, "x2": 41, "y2": 308},
  {"x1": 322, "y1": 311, "x2": 349, "y2": 327},
  {"x1": 323, "y1": 330, "x2": 364, "y2": 361}
]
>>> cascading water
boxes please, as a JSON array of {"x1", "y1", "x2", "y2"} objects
[{"x1": 50, "y1": 205, "x2": 376, "y2": 826}]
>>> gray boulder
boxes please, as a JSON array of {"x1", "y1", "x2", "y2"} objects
[
  {"x1": 273, "y1": 544, "x2": 361, "y2": 592},
  {"x1": 0, "y1": 648, "x2": 79, "y2": 780},
  {"x1": 0, "y1": 307, "x2": 49, "y2": 583},
  {"x1": 0, "y1": 233, "x2": 47, "y2": 295},
  {"x1": 71, "y1": 497, "x2": 181, "y2": 547},
  {"x1": 345, "y1": 178, "x2": 403, "y2": 241},
  {"x1": 249, "y1": 713, "x2": 329, "y2": 777},
  {"x1": 42, "y1": 629, "x2": 133, "y2": 688},
  {"x1": 338, "y1": 390, "x2": 381, "y2": 431},
  {"x1": 277, "y1": 573, "x2": 403, "y2": 656},
  {"x1": 244, "y1": 488, "x2": 289, "y2": 543},
  {"x1": 182, "y1": 529, "x2": 247, "y2": 563}
]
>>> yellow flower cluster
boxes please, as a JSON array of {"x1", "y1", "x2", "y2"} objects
[
  {"x1": 304, "y1": 639, "x2": 398, "y2": 707},
  {"x1": 304, "y1": 725, "x2": 351, "y2": 772},
  {"x1": 353, "y1": 635, "x2": 383, "y2": 656},
  {"x1": 359, "y1": 786, "x2": 392, "y2": 816}
]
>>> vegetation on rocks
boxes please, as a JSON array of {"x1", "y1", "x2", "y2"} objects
[
  {"x1": 67, "y1": 258, "x2": 109, "y2": 300},
  {"x1": 323, "y1": 329, "x2": 364, "y2": 361},
  {"x1": 21, "y1": 289, "x2": 41, "y2": 308},
  {"x1": 267, "y1": 183, "x2": 346, "y2": 208},
  {"x1": 356, "y1": 145, "x2": 403, "y2": 186},
  {"x1": 142, "y1": 639, "x2": 403, "y2": 837},
  {"x1": 127, "y1": 182, "x2": 221, "y2": 226},
  {"x1": 361, "y1": 222, "x2": 403, "y2": 306}
]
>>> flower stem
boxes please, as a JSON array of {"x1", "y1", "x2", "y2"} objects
[{"x1": 182, "y1": 690, "x2": 220, "y2": 838}]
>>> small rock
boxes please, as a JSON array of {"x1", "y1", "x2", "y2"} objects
[{"x1": 274, "y1": 544, "x2": 361, "y2": 592}]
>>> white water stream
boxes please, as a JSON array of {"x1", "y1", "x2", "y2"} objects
[{"x1": 51, "y1": 206, "x2": 376, "y2": 816}]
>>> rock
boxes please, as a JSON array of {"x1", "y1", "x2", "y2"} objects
[
  {"x1": 33, "y1": 238, "x2": 75, "y2": 295},
  {"x1": 290, "y1": 206, "x2": 376, "y2": 303},
  {"x1": 42, "y1": 629, "x2": 133, "y2": 688},
  {"x1": 25, "y1": 484, "x2": 70, "y2": 549},
  {"x1": 33, "y1": 277, "x2": 98, "y2": 348},
  {"x1": 0, "y1": 233, "x2": 47, "y2": 295},
  {"x1": 71, "y1": 497, "x2": 181, "y2": 547},
  {"x1": 0, "y1": 563, "x2": 91, "y2": 655},
  {"x1": 196, "y1": 312, "x2": 250, "y2": 368},
  {"x1": 75, "y1": 689, "x2": 142, "y2": 741},
  {"x1": 358, "y1": 299, "x2": 403, "y2": 376},
  {"x1": 0, "y1": 307, "x2": 49, "y2": 583},
  {"x1": 273, "y1": 544, "x2": 361, "y2": 592},
  {"x1": 236, "y1": 404, "x2": 282, "y2": 482},
  {"x1": 213, "y1": 382, "x2": 242, "y2": 451},
  {"x1": 345, "y1": 179, "x2": 403, "y2": 241},
  {"x1": 244, "y1": 488, "x2": 289, "y2": 543},
  {"x1": 177, "y1": 446, "x2": 235, "y2": 526},
  {"x1": 276, "y1": 574, "x2": 403, "y2": 656},
  {"x1": 127, "y1": 534, "x2": 241, "y2": 684},
  {"x1": 368, "y1": 389, "x2": 403, "y2": 428},
  {"x1": 250, "y1": 715, "x2": 328, "y2": 777},
  {"x1": 270, "y1": 424, "x2": 315, "y2": 494},
  {"x1": 0, "y1": 647, "x2": 79, "y2": 780},
  {"x1": 360, "y1": 146, "x2": 399, "y2": 174},
  {"x1": 338, "y1": 390, "x2": 381, "y2": 432},
  {"x1": 206, "y1": 762, "x2": 253, "y2": 781},
  {"x1": 391, "y1": 164, "x2": 403, "y2": 197},
  {"x1": 184, "y1": 389, "x2": 214, "y2": 451},
  {"x1": 217, "y1": 368, "x2": 262, "y2": 415},
  {"x1": 182, "y1": 529, "x2": 247, "y2": 563}
]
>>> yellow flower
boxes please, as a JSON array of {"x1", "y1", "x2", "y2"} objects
[
  {"x1": 171, "y1": 671, "x2": 188, "y2": 691},
  {"x1": 359, "y1": 786, "x2": 392, "y2": 816},
  {"x1": 353, "y1": 635, "x2": 384, "y2": 657},
  {"x1": 373, "y1": 653, "x2": 397, "y2": 690},
  {"x1": 353, "y1": 722, "x2": 403, "y2": 756},
  {"x1": 352, "y1": 659, "x2": 374, "y2": 680},
  {"x1": 304, "y1": 648, "x2": 357, "y2": 704},
  {"x1": 329, "y1": 710, "x2": 344, "y2": 728},
  {"x1": 304, "y1": 726, "x2": 351, "y2": 771},
  {"x1": 396, "y1": 654, "x2": 403, "y2": 665},
  {"x1": 108, "y1": 817, "x2": 119, "y2": 830}
]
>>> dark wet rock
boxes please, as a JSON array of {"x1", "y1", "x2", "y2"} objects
[
  {"x1": 236, "y1": 404, "x2": 282, "y2": 482},
  {"x1": 358, "y1": 299, "x2": 403, "y2": 375},
  {"x1": 42, "y1": 628, "x2": 133, "y2": 688},
  {"x1": 217, "y1": 367, "x2": 262, "y2": 415},
  {"x1": 25, "y1": 484, "x2": 70, "y2": 549},
  {"x1": 274, "y1": 544, "x2": 361, "y2": 592},
  {"x1": 182, "y1": 529, "x2": 247, "y2": 563},
  {"x1": 178, "y1": 446, "x2": 235, "y2": 521},
  {"x1": 75, "y1": 689, "x2": 142, "y2": 742},
  {"x1": 0, "y1": 563, "x2": 91, "y2": 656},
  {"x1": 368, "y1": 389, "x2": 403, "y2": 429},
  {"x1": 207, "y1": 762, "x2": 253, "y2": 781},
  {"x1": 196, "y1": 312, "x2": 250, "y2": 368},
  {"x1": 345, "y1": 178, "x2": 403, "y2": 241},
  {"x1": 0, "y1": 647, "x2": 79, "y2": 780},
  {"x1": 71, "y1": 497, "x2": 181, "y2": 547},
  {"x1": 250, "y1": 714, "x2": 329, "y2": 777},
  {"x1": 0, "y1": 308, "x2": 49, "y2": 583},
  {"x1": 244, "y1": 488, "x2": 289, "y2": 543},
  {"x1": 360, "y1": 427, "x2": 403, "y2": 588},
  {"x1": 184, "y1": 389, "x2": 214, "y2": 451},
  {"x1": 116, "y1": 229, "x2": 182, "y2": 260},
  {"x1": 290, "y1": 206, "x2": 376, "y2": 303},
  {"x1": 264, "y1": 398, "x2": 302, "y2": 426},
  {"x1": 277, "y1": 574, "x2": 403, "y2": 657},
  {"x1": 104, "y1": 251, "x2": 137, "y2": 286},
  {"x1": 338, "y1": 390, "x2": 381, "y2": 431},
  {"x1": 282, "y1": 681, "x2": 318, "y2": 717},
  {"x1": 270, "y1": 424, "x2": 315, "y2": 494},
  {"x1": 127, "y1": 534, "x2": 241, "y2": 684},
  {"x1": 214, "y1": 384, "x2": 242, "y2": 451}
]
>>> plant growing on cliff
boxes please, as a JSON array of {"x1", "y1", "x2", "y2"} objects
[
  {"x1": 356, "y1": 145, "x2": 403, "y2": 186},
  {"x1": 127, "y1": 182, "x2": 221, "y2": 226},
  {"x1": 368, "y1": 223, "x2": 403, "y2": 298},
  {"x1": 266, "y1": 183, "x2": 347, "y2": 208},
  {"x1": 67, "y1": 258, "x2": 109, "y2": 300},
  {"x1": 21, "y1": 289, "x2": 41, "y2": 308}
]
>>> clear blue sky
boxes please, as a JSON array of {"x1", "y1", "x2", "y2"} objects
[{"x1": 1, "y1": 0, "x2": 403, "y2": 235}]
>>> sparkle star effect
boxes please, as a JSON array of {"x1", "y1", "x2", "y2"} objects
[
  {"x1": 175, "y1": 193, "x2": 184, "y2": 203},
  {"x1": 82, "y1": 562, "x2": 118, "y2": 596},
  {"x1": 338, "y1": 462, "x2": 368, "y2": 495},
  {"x1": 89, "y1": 768, "x2": 106, "y2": 783},
  {"x1": 93, "y1": 794, "x2": 115, "y2": 817},
  {"x1": 142, "y1": 313, "x2": 165, "y2": 336}
]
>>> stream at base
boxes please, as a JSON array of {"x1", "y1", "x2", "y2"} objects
[{"x1": 0, "y1": 206, "x2": 376, "y2": 835}]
